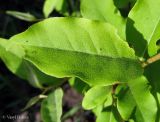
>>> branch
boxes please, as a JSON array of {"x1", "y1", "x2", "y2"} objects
[{"x1": 142, "y1": 53, "x2": 160, "y2": 68}]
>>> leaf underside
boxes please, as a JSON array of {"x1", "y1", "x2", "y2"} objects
[{"x1": 10, "y1": 17, "x2": 143, "y2": 86}]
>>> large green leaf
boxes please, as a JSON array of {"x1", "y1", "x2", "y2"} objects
[
  {"x1": 9, "y1": 17, "x2": 143, "y2": 86},
  {"x1": 117, "y1": 76, "x2": 157, "y2": 122},
  {"x1": 41, "y1": 88, "x2": 63, "y2": 122},
  {"x1": 82, "y1": 86, "x2": 112, "y2": 110},
  {"x1": 80, "y1": 0, "x2": 126, "y2": 40},
  {"x1": 127, "y1": 0, "x2": 160, "y2": 56},
  {"x1": 0, "y1": 38, "x2": 62, "y2": 88}
]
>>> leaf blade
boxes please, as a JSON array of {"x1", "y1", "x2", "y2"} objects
[
  {"x1": 81, "y1": 0, "x2": 126, "y2": 39},
  {"x1": 117, "y1": 85, "x2": 136, "y2": 120},
  {"x1": 0, "y1": 38, "x2": 62, "y2": 88},
  {"x1": 6, "y1": 11, "x2": 37, "y2": 22},
  {"x1": 43, "y1": 0, "x2": 68, "y2": 18},
  {"x1": 129, "y1": 76, "x2": 156, "y2": 122},
  {"x1": 41, "y1": 88, "x2": 63, "y2": 122},
  {"x1": 127, "y1": 0, "x2": 160, "y2": 56},
  {"x1": 117, "y1": 76, "x2": 157, "y2": 121},
  {"x1": 82, "y1": 86, "x2": 112, "y2": 110},
  {"x1": 10, "y1": 18, "x2": 143, "y2": 86}
]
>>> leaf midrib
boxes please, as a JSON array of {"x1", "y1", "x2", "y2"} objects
[{"x1": 21, "y1": 44, "x2": 137, "y2": 60}]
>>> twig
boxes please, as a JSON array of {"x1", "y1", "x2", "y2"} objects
[{"x1": 142, "y1": 53, "x2": 160, "y2": 68}]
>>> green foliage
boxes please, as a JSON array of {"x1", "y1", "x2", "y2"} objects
[
  {"x1": 41, "y1": 88, "x2": 63, "y2": 122},
  {"x1": 43, "y1": 0, "x2": 68, "y2": 18},
  {"x1": 96, "y1": 106, "x2": 123, "y2": 122},
  {"x1": 21, "y1": 95, "x2": 45, "y2": 111},
  {"x1": 144, "y1": 61, "x2": 160, "y2": 121},
  {"x1": 69, "y1": 77, "x2": 89, "y2": 93},
  {"x1": 0, "y1": 0, "x2": 160, "y2": 121},
  {"x1": 81, "y1": 0, "x2": 126, "y2": 40},
  {"x1": 9, "y1": 18, "x2": 142, "y2": 86},
  {"x1": 0, "y1": 38, "x2": 62, "y2": 88},
  {"x1": 82, "y1": 86, "x2": 112, "y2": 110},
  {"x1": 117, "y1": 76, "x2": 157, "y2": 122},
  {"x1": 127, "y1": 0, "x2": 160, "y2": 56},
  {"x1": 114, "y1": 0, "x2": 136, "y2": 9},
  {"x1": 6, "y1": 11, "x2": 37, "y2": 22},
  {"x1": 117, "y1": 85, "x2": 136, "y2": 120}
]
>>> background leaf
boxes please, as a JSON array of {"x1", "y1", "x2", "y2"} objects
[
  {"x1": 43, "y1": 0, "x2": 68, "y2": 18},
  {"x1": 81, "y1": 0, "x2": 126, "y2": 40},
  {"x1": 6, "y1": 11, "x2": 37, "y2": 22},
  {"x1": 41, "y1": 88, "x2": 63, "y2": 122},
  {"x1": 127, "y1": 0, "x2": 160, "y2": 56},
  {"x1": 117, "y1": 85, "x2": 136, "y2": 120},
  {"x1": 21, "y1": 95, "x2": 43, "y2": 111},
  {"x1": 82, "y1": 86, "x2": 112, "y2": 110},
  {"x1": 117, "y1": 76, "x2": 157, "y2": 122},
  {"x1": 69, "y1": 77, "x2": 89, "y2": 93},
  {"x1": 96, "y1": 106, "x2": 123, "y2": 122}
]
